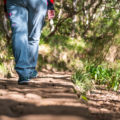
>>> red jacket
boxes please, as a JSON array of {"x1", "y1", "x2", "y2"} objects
[{"x1": 4, "y1": 0, "x2": 54, "y2": 12}]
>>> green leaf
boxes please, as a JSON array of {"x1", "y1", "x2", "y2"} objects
[{"x1": 81, "y1": 95, "x2": 88, "y2": 101}]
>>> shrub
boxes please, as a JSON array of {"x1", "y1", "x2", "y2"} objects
[{"x1": 72, "y1": 64, "x2": 120, "y2": 95}]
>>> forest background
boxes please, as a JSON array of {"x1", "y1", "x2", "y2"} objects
[{"x1": 0, "y1": 0, "x2": 120, "y2": 93}]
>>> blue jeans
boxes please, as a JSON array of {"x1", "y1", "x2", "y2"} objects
[{"x1": 6, "y1": 0, "x2": 47, "y2": 77}]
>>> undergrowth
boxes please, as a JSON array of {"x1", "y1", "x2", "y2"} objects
[{"x1": 72, "y1": 63, "x2": 120, "y2": 96}]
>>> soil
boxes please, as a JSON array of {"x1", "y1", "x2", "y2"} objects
[{"x1": 0, "y1": 70, "x2": 120, "y2": 120}]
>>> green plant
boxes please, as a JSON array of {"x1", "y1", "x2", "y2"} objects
[
  {"x1": 72, "y1": 63, "x2": 120, "y2": 96},
  {"x1": 108, "y1": 70, "x2": 120, "y2": 91},
  {"x1": 86, "y1": 64, "x2": 113, "y2": 84},
  {"x1": 72, "y1": 69, "x2": 93, "y2": 94}
]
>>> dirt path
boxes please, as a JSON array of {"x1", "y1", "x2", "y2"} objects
[{"x1": 0, "y1": 71, "x2": 120, "y2": 120}]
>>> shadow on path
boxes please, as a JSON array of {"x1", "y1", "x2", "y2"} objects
[
  {"x1": 0, "y1": 99, "x2": 114, "y2": 120},
  {"x1": 0, "y1": 73, "x2": 120, "y2": 120}
]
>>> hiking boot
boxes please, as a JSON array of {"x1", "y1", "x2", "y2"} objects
[
  {"x1": 18, "y1": 76, "x2": 30, "y2": 85},
  {"x1": 29, "y1": 70, "x2": 38, "y2": 79}
]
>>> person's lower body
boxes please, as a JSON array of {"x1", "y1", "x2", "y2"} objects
[{"x1": 6, "y1": 0, "x2": 47, "y2": 84}]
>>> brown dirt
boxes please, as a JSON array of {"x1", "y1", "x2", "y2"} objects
[{"x1": 0, "y1": 70, "x2": 120, "y2": 120}]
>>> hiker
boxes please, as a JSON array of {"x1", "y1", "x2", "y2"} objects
[{"x1": 3, "y1": 0, "x2": 55, "y2": 85}]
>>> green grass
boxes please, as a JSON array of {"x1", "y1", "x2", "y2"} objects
[{"x1": 72, "y1": 63, "x2": 120, "y2": 95}]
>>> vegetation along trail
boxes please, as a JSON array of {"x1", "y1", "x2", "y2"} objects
[{"x1": 1, "y1": 0, "x2": 120, "y2": 120}]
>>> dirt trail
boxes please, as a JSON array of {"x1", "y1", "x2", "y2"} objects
[{"x1": 0, "y1": 71, "x2": 120, "y2": 120}]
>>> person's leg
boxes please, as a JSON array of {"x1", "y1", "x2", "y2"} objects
[
  {"x1": 6, "y1": 0, "x2": 30, "y2": 80},
  {"x1": 27, "y1": 0, "x2": 47, "y2": 76}
]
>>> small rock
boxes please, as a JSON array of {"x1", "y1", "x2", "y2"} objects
[
  {"x1": 9, "y1": 93, "x2": 24, "y2": 99},
  {"x1": 25, "y1": 93, "x2": 41, "y2": 99},
  {"x1": 0, "y1": 90, "x2": 7, "y2": 96},
  {"x1": 100, "y1": 108, "x2": 110, "y2": 113},
  {"x1": 89, "y1": 107, "x2": 100, "y2": 114}
]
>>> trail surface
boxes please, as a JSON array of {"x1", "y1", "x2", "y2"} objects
[{"x1": 0, "y1": 70, "x2": 120, "y2": 120}]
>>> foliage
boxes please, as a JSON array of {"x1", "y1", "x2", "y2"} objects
[
  {"x1": 72, "y1": 63, "x2": 120, "y2": 94},
  {"x1": 72, "y1": 68, "x2": 93, "y2": 94},
  {"x1": 1, "y1": 0, "x2": 120, "y2": 80}
]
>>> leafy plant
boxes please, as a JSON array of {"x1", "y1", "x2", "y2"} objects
[
  {"x1": 72, "y1": 64, "x2": 120, "y2": 96},
  {"x1": 72, "y1": 69, "x2": 93, "y2": 94},
  {"x1": 86, "y1": 64, "x2": 113, "y2": 84}
]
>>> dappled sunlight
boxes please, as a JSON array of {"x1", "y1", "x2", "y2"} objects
[
  {"x1": 1, "y1": 0, "x2": 120, "y2": 120},
  {"x1": 39, "y1": 44, "x2": 51, "y2": 55},
  {"x1": 68, "y1": 37, "x2": 86, "y2": 50},
  {"x1": 0, "y1": 71, "x2": 120, "y2": 120},
  {"x1": 87, "y1": 87, "x2": 120, "y2": 117}
]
